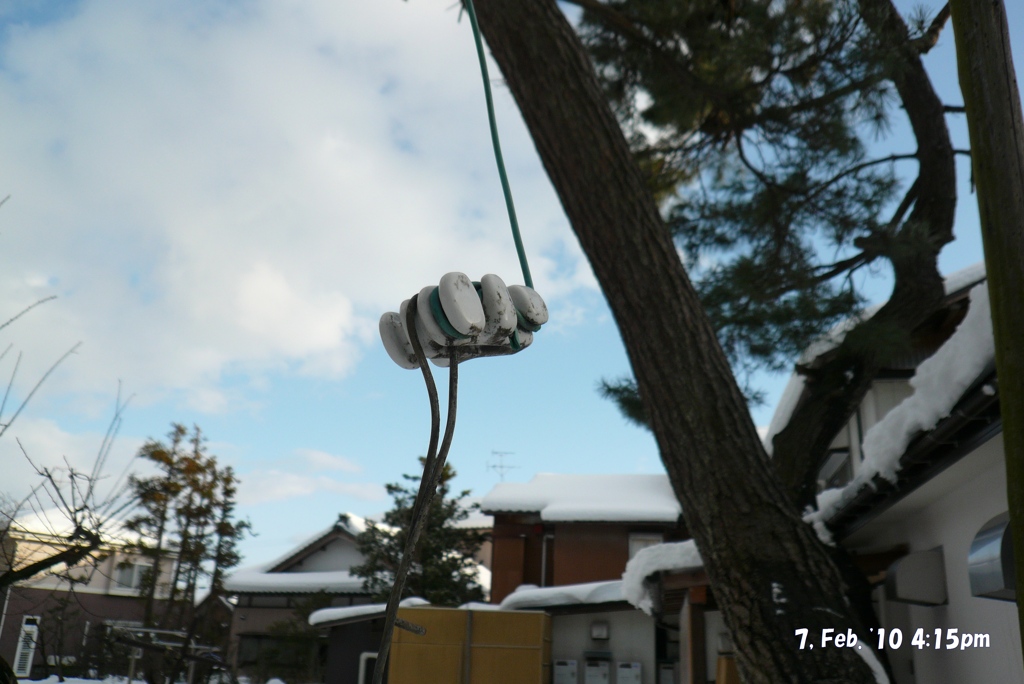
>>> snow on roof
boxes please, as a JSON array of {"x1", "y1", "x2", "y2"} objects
[
  {"x1": 481, "y1": 474, "x2": 681, "y2": 522},
  {"x1": 621, "y1": 540, "x2": 703, "y2": 615},
  {"x1": 762, "y1": 262, "x2": 987, "y2": 454},
  {"x1": 260, "y1": 513, "x2": 367, "y2": 572},
  {"x1": 805, "y1": 282, "x2": 994, "y2": 533},
  {"x1": 309, "y1": 598, "x2": 507, "y2": 628},
  {"x1": 308, "y1": 596, "x2": 428, "y2": 627},
  {"x1": 452, "y1": 498, "x2": 494, "y2": 530},
  {"x1": 9, "y1": 507, "x2": 141, "y2": 546},
  {"x1": 224, "y1": 568, "x2": 368, "y2": 595},
  {"x1": 498, "y1": 581, "x2": 624, "y2": 610},
  {"x1": 942, "y1": 261, "x2": 987, "y2": 295}
]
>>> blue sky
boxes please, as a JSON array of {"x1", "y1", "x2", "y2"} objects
[{"x1": 0, "y1": 0, "x2": 1016, "y2": 568}]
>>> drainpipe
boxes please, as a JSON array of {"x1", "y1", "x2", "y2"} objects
[
  {"x1": 539, "y1": 534, "x2": 553, "y2": 587},
  {"x1": 0, "y1": 586, "x2": 9, "y2": 645}
]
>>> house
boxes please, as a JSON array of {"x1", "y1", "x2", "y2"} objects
[
  {"x1": 480, "y1": 473, "x2": 687, "y2": 603},
  {"x1": 627, "y1": 264, "x2": 1024, "y2": 683},
  {"x1": 472, "y1": 473, "x2": 689, "y2": 682},
  {"x1": 223, "y1": 513, "x2": 375, "y2": 682},
  {"x1": 0, "y1": 509, "x2": 177, "y2": 679}
]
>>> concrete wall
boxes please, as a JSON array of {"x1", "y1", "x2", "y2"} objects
[
  {"x1": 551, "y1": 609, "x2": 657, "y2": 683},
  {"x1": 846, "y1": 435, "x2": 1023, "y2": 684}
]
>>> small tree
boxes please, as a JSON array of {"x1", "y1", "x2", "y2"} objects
[
  {"x1": 353, "y1": 459, "x2": 485, "y2": 606},
  {"x1": 122, "y1": 423, "x2": 250, "y2": 683}
]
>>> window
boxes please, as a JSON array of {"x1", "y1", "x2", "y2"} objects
[
  {"x1": 629, "y1": 533, "x2": 664, "y2": 559},
  {"x1": 818, "y1": 448, "x2": 853, "y2": 491},
  {"x1": 13, "y1": 616, "x2": 40, "y2": 677},
  {"x1": 249, "y1": 595, "x2": 290, "y2": 608},
  {"x1": 114, "y1": 561, "x2": 150, "y2": 590}
]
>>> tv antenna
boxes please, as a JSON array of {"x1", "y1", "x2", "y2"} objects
[{"x1": 487, "y1": 450, "x2": 519, "y2": 481}]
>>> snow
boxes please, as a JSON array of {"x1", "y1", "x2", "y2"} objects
[
  {"x1": 459, "y1": 601, "x2": 502, "y2": 611},
  {"x1": 762, "y1": 373, "x2": 808, "y2": 455},
  {"x1": 805, "y1": 283, "x2": 994, "y2": 527},
  {"x1": 856, "y1": 645, "x2": 891, "y2": 684},
  {"x1": 309, "y1": 598, "x2": 515, "y2": 628},
  {"x1": 452, "y1": 497, "x2": 495, "y2": 529},
  {"x1": 224, "y1": 568, "x2": 366, "y2": 594},
  {"x1": 621, "y1": 540, "x2": 703, "y2": 614},
  {"x1": 481, "y1": 473, "x2": 681, "y2": 522},
  {"x1": 942, "y1": 261, "x2": 986, "y2": 295},
  {"x1": 307, "y1": 596, "x2": 428, "y2": 627},
  {"x1": 762, "y1": 262, "x2": 986, "y2": 455},
  {"x1": 498, "y1": 581, "x2": 624, "y2": 610}
]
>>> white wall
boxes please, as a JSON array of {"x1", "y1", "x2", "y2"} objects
[
  {"x1": 847, "y1": 435, "x2": 1023, "y2": 684},
  {"x1": 552, "y1": 609, "x2": 657, "y2": 683},
  {"x1": 286, "y1": 536, "x2": 363, "y2": 572}
]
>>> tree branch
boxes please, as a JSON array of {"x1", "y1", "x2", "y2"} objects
[
  {"x1": 912, "y1": 3, "x2": 951, "y2": 54},
  {"x1": 0, "y1": 527, "x2": 101, "y2": 589}
]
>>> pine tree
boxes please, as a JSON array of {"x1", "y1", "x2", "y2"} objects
[
  {"x1": 352, "y1": 459, "x2": 485, "y2": 606},
  {"x1": 573, "y1": 0, "x2": 957, "y2": 510},
  {"x1": 465, "y1": 0, "x2": 952, "y2": 679}
]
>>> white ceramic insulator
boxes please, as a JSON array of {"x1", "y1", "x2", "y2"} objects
[
  {"x1": 416, "y1": 286, "x2": 451, "y2": 350},
  {"x1": 438, "y1": 272, "x2": 485, "y2": 336},
  {"x1": 479, "y1": 274, "x2": 517, "y2": 344},
  {"x1": 398, "y1": 299, "x2": 436, "y2": 360},
  {"x1": 508, "y1": 285, "x2": 549, "y2": 327},
  {"x1": 430, "y1": 355, "x2": 451, "y2": 367},
  {"x1": 379, "y1": 312, "x2": 418, "y2": 369}
]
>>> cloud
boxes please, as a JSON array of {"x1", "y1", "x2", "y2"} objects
[
  {"x1": 236, "y1": 469, "x2": 385, "y2": 506},
  {"x1": 295, "y1": 448, "x2": 362, "y2": 473},
  {"x1": 0, "y1": 0, "x2": 596, "y2": 416}
]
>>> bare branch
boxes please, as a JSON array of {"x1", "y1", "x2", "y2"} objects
[
  {"x1": 0, "y1": 296, "x2": 57, "y2": 335},
  {"x1": 0, "y1": 341, "x2": 81, "y2": 441}
]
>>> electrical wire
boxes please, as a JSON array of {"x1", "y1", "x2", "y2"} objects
[
  {"x1": 462, "y1": 0, "x2": 534, "y2": 290},
  {"x1": 372, "y1": 296, "x2": 460, "y2": 684}
]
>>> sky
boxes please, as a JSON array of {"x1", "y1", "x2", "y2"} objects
[{"x1": 0, "y1": 0, "x2": 1017, "y2": 568}]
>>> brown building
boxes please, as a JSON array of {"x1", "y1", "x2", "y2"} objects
[
  {"x1": 480, "y1": 474, "x2": 687, "y2": 604},
  {"x1": 0, "y1": 509, "x2": 177, "y2": 679}
]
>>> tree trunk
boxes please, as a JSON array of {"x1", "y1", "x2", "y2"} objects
[
  {"x1": 472, "y1": 1, "x2": 878, "y2": 680},
  {"x1": 949, "y1": 0, "x2": 1024, "y2": 661}
]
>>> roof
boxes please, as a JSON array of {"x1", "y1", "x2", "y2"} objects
[
  {"x1": 802, "y1": 279, "x2": 998, "y2": 538},
  {"x1": 223, "y1": 512, "x2": 371, "y2": 595},
  {"x1": 621, "y1": 540, "x2": 702, "y2": 615},
  {"x1": 480, "y1": 473, "x2": 681, "y2": 523},
  {"x1": 497, "y1": 581, "x2": 626, "y2": 610},
  {"x1": 224, "y1": 568, "x2": 366, "y2": 595},
  {"x1": 263, "y1": 513, "x2": 366, "y2": 573},
  {"x1": 308, "y1": 598, "x2": 503, "y2": 629},
  {"x1": 308, "y1": 597, "x2": 429, "y2": 628},
  {"x1": 8, "y1": 507, "x2": 136, "y2": 545},
  {"x1": 763, "y1": 262, "x2": 986, "y2": 455}
]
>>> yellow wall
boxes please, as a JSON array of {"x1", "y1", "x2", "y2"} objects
[{"x1": 390, "y1": 607, "x2": 551, "y2": 684}]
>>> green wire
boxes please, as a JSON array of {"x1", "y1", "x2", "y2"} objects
[{"x1": 462, "y1": 0, "x2": 534, "y2": 290}]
